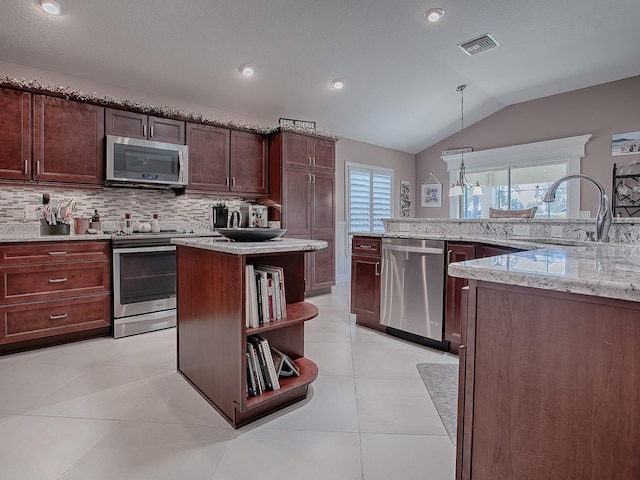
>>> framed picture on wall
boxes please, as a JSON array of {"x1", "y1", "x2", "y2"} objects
[
  {"x1": 421, "y1": 183, "x2": 441, "y2": 207},
  {"x1": 612, "y1": 131, "x2": 640, "y2": 156}
]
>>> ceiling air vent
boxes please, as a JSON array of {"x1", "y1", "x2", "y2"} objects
[{"x1": 458, "y1": 33, "x2": 500, "y2": 56}]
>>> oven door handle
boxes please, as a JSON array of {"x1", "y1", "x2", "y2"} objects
[{"x1": 113, "y1": 245, "x2": 176, "y2": 254}]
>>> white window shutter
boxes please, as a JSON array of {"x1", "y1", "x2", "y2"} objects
[{"x1": 347, "y1": 164, "x2": 393, "y2": 233}]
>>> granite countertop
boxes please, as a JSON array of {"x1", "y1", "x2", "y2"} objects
[
  {"x1": 351, "y1": 230, "x2": 640, "y2": 302},
  {"x1": 0, "y1": 233, "x2": 114, "y2": 242},
  {"x1": 448, "y1": 243, "x2": 640, "y2": 302},
  {"x1": 0, "y1": 231, "x2": 223, "y2": 243},
  {"x1": 172, "y1": 236, "x2": 328, "y2": 254}
]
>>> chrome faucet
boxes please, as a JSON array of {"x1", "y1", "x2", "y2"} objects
[{"x1": 543, "y1": 174, "x2": 612, "y2": 242}]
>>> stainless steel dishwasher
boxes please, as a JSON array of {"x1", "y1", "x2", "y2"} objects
[{"x1": 380, "y1": 238, "x2": 446, "y2": 347}]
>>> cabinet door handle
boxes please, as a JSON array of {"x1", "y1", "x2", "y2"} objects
[
  {"x1": 312, "y1": 157, "x2": 316, "y2": 166},
  {"x1": 143, "y1": 124, "x2": 147, "y2": 137},
  {"x1": 48, "y1": 251, "x2": 67, "y2": 256},
  {"x1": 48, "y1": 277, "x2": 68, "y2": 283},
  {"x1": 232, "y1": 177, "x2": 236, "y2": 187},
  {"x1": 375, "y1": 261, "x2": 380, "y2": 276},
  {"x1": 24, "y1": 160, "x2": 29, "y2": 174},
  {"x1": 149, "y1": 125, "x2": 154, "y2": 138},
  {"x1": 447, "y1": 249, "x2": 452, "y2": 265},
  {"x1": 311, "y1": 174, "x2": 316, "y2": 183},
  {"x1": 308, "y1": 156, "x2": 312, "y2": 165},
  {"x1": 49, "y1": 313, "x2": 68, "y2": 320},
  {"x1": 308, "y1": 173, "x2": 312, "y2": 183},
  {"x1": 36, "y1": 161, "x2": 40, "y2": 175}
]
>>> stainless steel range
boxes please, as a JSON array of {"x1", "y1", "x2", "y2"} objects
[{"x1": 111, "y1": 231, "x2": 222, "y2": 338}]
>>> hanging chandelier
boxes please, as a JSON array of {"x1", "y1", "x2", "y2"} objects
[{"x1": 448, "y1": 85, "x2": 483, "y2": 197}]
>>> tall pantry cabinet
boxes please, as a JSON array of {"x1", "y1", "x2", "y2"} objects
[{"x1": 268, "y1": 132, "x2": 336, "y2": 296}]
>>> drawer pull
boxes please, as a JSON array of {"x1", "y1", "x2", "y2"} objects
[
  {"x1": 48, "y1": 277, "x2": 68, "y2": 283},
  {"x1": 49, "y1": 313, "x2": 68, "y2": 320},
  {"x1": 48, "y1": 251, "x2": 68, "y2": 256},
  {"x1": 357, "y1": 245, "x2": 373, "y2": 249}
]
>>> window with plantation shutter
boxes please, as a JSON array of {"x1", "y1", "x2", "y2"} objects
[{"x1": 346, "y1": 163, "x2": 393, "y2": 233}]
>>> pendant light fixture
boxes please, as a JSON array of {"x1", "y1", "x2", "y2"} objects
[{"x1": 448, "y1": 85, "x2": 483, "y2": 197}]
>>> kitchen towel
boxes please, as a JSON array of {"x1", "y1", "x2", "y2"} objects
[{"x1": 416, "y1": 362, "x2": 458, "y2": 446}]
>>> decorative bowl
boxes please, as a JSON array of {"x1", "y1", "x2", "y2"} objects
[{"x1": 215, "y1": 228, "x2": 287, "y2": 242}]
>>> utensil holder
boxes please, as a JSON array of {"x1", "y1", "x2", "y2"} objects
[{"x1": 40, "y1": 219, "x2": 70, "y2": 236}]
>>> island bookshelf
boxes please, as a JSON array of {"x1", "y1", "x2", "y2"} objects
[{"x1": 176, "y1": 245, "x2": 319, "y2": 428}]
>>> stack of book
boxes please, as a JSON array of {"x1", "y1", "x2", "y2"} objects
[
  {"x1": 246, "y1": 334, "x2": 300, "y2": 397},
  {"x1": 245, "y1": 264, "x2": 287, "y2": 328}
]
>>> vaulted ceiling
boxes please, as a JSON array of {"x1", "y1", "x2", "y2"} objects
[{"x1": 2, "y1": 0, "x2": 639, "y2": 153}]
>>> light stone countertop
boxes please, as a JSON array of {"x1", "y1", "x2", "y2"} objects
[
  {"x1": 0, "y1": 233, "x2": 113, "y2": 242},
  {"x1": 172, "y1": 236, "x2": 328, "y2": 255},
  {"x1": 447, "y1": 244, "x2": 640, "y2": 303},
  {"x1": 353, "y1": 218, "x2": 640, "y2": 302}
]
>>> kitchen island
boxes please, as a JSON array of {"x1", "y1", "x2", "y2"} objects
[
  {"x1": 448, "y1": 243, "x2": 640, "y2": 480},
  {"x1": 171, "y1": 236, "x2": 327, "y2": 428}
]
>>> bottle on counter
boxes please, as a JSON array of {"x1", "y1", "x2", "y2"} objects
[
  {"x1": 123, "y1": 213, "x2": 132, "y2": 235},
  {"x1": 151, "y1": 213, "x2": 160, "y2": 233},
  {"x1": 91, "y1": 210, "x2": 101, "y2": 231}
]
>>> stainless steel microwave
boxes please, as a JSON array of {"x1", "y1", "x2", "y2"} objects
[{"x1": 106, "y1": 135, "x2": 189, "y2": 188}]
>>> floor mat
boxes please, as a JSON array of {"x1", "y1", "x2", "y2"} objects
[{"x1": 416, "y1": 362, "x2": 458, "y2": 446}]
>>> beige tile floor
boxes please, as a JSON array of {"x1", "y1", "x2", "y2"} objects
[{"x1": 0, "y1": 284, "x2": 457, "y2": 480}]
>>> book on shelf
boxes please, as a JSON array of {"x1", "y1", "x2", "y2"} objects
[
  {"x1": 270, "y1": 346, "x2": 300, "y2": 377},
  {"x1": 246, "y1": 352, "x2": 258, "y2": 397},
  {"x1": 246, "y1": 341, "x2": 265, "y2": 394},
  {"x1": 255, "y1": 269, "x2": 271, "y2": 324},
  {"x1": 246, "y1": 264, "x2": 288, "y2": 326},
  {"x1": 255, "y1": 265, "x2": 287, "y2": 319},
  {"x1": 245, "y1": 265, "x2": 259, "y2": 328},
  {"x1": 247, "y1": 334, "x2": 280, "y2": 391}
]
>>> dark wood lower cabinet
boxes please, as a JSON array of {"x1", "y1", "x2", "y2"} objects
[
  {"x1": 458, "y1": 281, "x2": 640, "y2": 479},
  {"x1": 0, "y1": 240, "x2": 111, "y2": 354},
  {"x1": 350, "y1": 236, "x2": 383, "y2": 331},
  {"x1": 350, "y1": 255, "x2": 382, "y2": 331},
  {"x1": 445, "y1": 243, "x2": 475, "y2": 352}
]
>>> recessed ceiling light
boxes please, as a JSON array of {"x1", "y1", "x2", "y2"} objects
[
  {"x1": 330, "y1": 78, "x2": 345, "y2": 89},
  {"x1": 239, "y1": 64, "x2": 255, "y2": 77},
  {"x1": 424, "y1": 8, "x2": 445, "y2": 22},
  {"x1": 37, "y1": 0, "x2": 63, "y2": 15}
]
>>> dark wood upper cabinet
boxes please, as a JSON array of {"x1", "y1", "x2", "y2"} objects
[
  {"x1": 282, "y1": 133, "x2": 335, "y2": 172},
  {"x1": 105, "y1": 108, "x2": 185, "y2": 144},
  {"x1": 0, "y1": 89, "x2": 31, "y2": 181},
  {"x1": 33, "y1": 95, "x2": 105, "y2": 185},
  {"x1": 229, "y1": 130, "x2": 267, "y2": 195},
  {"x1": 310, "y1": 138, "x2": 335, "y2": 172},
  {"x1": 186, "y1": 123, "x2": 267, "y2": 196},
  {"x1": 186, "y1": 123, "x2": 230, "y2": 192}
]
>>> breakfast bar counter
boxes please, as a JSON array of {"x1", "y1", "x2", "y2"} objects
[{"x1": 447, "y1": 244, "x2": 640, "y2": 479}]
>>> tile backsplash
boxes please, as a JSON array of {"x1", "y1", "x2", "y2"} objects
[{"x1": 0, "y1": 184, "x2": 249, "y2": 233}]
